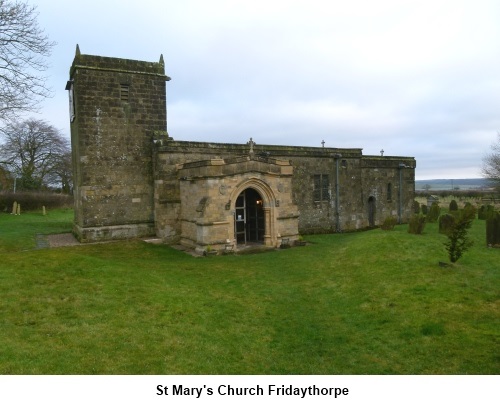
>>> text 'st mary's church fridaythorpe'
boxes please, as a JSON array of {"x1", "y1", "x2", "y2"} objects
[{"x1": 67, "y1": 46, "x2": 416, "y2": 253}]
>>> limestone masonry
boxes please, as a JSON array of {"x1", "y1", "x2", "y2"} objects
[{"x1": 68, "y1": 48, "x2": 416, "y2": 252}]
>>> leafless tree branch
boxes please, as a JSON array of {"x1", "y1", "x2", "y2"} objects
[
  {"x1": 0, "y1": 0, "x2": 56, "y2": 122},
  {"x1": 481, "y1": 132, "x2": 500, "y2": 188},
  {"x1": 0, "y1": 117, "x2": 71, "y2": 190}
]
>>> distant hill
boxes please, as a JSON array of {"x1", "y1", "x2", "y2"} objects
[{"x1": 415, "y1": 178, "x2": 492, "y2": 191}]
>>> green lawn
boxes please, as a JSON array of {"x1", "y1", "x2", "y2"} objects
[
  {"x1": 0, "y1": 210, "x2": 498, "y2": 374},
  {"x1": 0, "y1": 208, "x2": 74, "y2": 252}
]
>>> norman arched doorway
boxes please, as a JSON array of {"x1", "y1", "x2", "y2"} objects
[
  {"x1": 235, "y1": 188, "x2": 265, "y2": 244},
  {"x1": 368, "y1": 196, "x2": 376, "y2": 227}
]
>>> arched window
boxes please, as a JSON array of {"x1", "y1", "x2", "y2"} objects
[{"x1": 387, "y1": 183, "x2": 392, "y2": 202}]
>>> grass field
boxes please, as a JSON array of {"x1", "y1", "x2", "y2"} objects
[{"x1": 0, "y1": 209, "x2": 498, "y2": 374}]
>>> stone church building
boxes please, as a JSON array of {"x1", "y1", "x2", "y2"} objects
[{"x1": 67, "y1": 48, "x2": 416, "y2": 253}]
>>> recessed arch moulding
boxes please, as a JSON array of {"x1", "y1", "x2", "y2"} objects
[{"x1": 160, "y1": 155, "x2": 299, "y2": 253}]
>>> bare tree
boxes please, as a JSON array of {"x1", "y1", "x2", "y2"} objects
[
  {"x1": 482, "y1": 133, "x2": 500, "y2": 188},
  {"x1": 51, "y1": 149, "x2": 73, "y2": 193},
  {"x1": 0, "y1": 118, "x2": 70, "y2": 191},
  {"x1": 0, "y1": 0, "x2": 55, "y2": 122}
]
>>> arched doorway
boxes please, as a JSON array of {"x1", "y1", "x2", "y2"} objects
[
  {"x1": 235, "y1": 188, "x2": 265, "y2": 244},
  {"x1": 368, "y1": 196, "x2": 376, "y2": 227}
]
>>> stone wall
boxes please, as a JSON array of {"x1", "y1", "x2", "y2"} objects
[
  {"x1": 174, "y1": 156, "x2": 298, "y2": 251},
  {"x1": 69, "y1": 49, "x2": 170, "y2": 241},
  {"x1": 69, "y1": 51, "x2": 416, "y2": 245},
  {"x1": 153, "y1": 138, "x2": 416, "y2": 241},
  {"x1": 361, "y1": 158, "x2": 416, "y2": 226}
]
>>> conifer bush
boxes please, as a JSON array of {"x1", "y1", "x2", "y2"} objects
[
  {"x1": 380, "y1": 216, "x2": 397, "y2": 230},
  {"x1": 413, "y1": 200, "x2": 420, "y2": 214},
  {"x1": 444, "y1": 208, "x2": 475, "y2": 263},
  {"x1": 427, "y1": 202, "x2": 441, "y2": 222},
  {"x1": 478, "y1": 205, "x2": 495, "y2": 220},
  {"x1": 463, "y1": 201, "x2": 473, "y2": 209},
  {"x1": 421, "y1": 204, "x2": 428, "y2": 215},
  {"x1": 449, "y1": 200, "x2": 458, "y2": 211},
  {"x1": 408, "y1": 214, "x2": 426, "y2": 235},
  {"x1": 463, "y1": 202, "x2": 477, "y2": 219},
  {"x1": 439, "y1": 213, "x2": 455, "y2": 235},
  {"x1": 486, "y1": 211, "x2": 500, "y2": 248}
]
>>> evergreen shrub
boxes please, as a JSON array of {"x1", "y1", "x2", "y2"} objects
[
  {"x1": 427, "y1": 202, "x2": 441, "y2": 222},
  {"x1": 445, "y1": 208, "x2": 475, "y2": 263},
  {"x1": 381, "y1": 216, "x2": 397, "y2": 231},
  {"x1": 486, "y1": 211, "x2": 500, "y2": 248},
  {"x1": 478, "y1": 205, "x2": 495, "y2": 220},
  {"x1": 462, "y1": 202, "x2": 477, "y2": 220},
  {"x1": 439, "y1": 213, "x2": 456, "y2": 235},
  {"x1": 408, "y1": 214, "x2": 426, "y2": 235},
  {"x1": 413, "y1": 200, "x2": 420, "y2": 214}
]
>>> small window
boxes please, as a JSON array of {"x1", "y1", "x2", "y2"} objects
[
  {"x1": 387, "y1": 183, "x2": 392, "y2": 202},
  {"x1": 120, "y1": 84, "x2": 129, "y2": 101},
  {"x1": 313, "y1": 174, "x2": 330, "y2": 202},
  {"x1": 341, "y1": 159, "x2": 347, "y2": 168}
]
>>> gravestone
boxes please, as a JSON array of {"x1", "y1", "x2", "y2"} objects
[{"x1": 427, "y1": 195, "x2": 439, "y2": 208}]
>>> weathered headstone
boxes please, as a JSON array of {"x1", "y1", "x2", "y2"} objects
[
  {"x1": 42, "y1": 206, "x2": 46, "y2": 216},
  {"x1": 12, "y1": 201, "x2": 17, "y2": 215},
  {"x1": 427, "y1": 195, "x2": 439, "y2": 208}
]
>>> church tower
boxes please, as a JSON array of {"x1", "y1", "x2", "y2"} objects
[{"x1": 67, "y1": 46, "x2": 170, "y2": 241}]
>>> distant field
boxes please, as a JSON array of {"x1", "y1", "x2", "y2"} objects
[
  {"x1": 415, "y1": 178, "x2": 492, "y2": 191},
  {"x1": 0, "y1": 209, "x2": 498, "y2": 374},
  {"x1": 415, "y1": 195, "x2": 500, "y2": 211}
]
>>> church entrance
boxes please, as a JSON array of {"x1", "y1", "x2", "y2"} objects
[
  {"x1": 234, "y1": 188, "x2": 265, "y2": 244},
  {"x1": 368, "y1": 196, "x2": 376, "y2": 227}
]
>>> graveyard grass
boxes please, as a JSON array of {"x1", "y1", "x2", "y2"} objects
[{"x1": 0, "y1": 209, "x2": 498, "y2": 374}]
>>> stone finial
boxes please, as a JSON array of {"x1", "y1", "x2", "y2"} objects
[
  {"x1": 159, "y1": 54, "x2": 164, "y2": 66},
  {"x1": 75, "y1": 44, "x2": 81, "y2": 56},
  {"x1": 321, "y1": 140, "x2": 325, "y2": 147},
  {"x1": 247, "y1": 137, "x2": 256, "y2": 156},
  {"x1": 380, "y1": 149, "x2": 384, "y2": 156}
]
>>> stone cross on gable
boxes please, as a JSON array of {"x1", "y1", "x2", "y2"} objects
[
  {"x1": 321, "y1": 140, "x2": 325, "y2": 147},
  {"x1": 247, "y1": 137, "x2": 256, "y2": 156}
]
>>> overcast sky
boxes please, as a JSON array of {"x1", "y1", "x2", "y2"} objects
[{"x1": 31, "y1": 0, "x2": 500, "y2": 180}]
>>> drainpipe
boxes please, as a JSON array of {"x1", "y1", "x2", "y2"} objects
[
  {"x1": 398, "y1": 163, "x2": 407, "y2": 224},
  {"x1": 333, "y1": 153, "x2": 342, "y2": 232}
]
